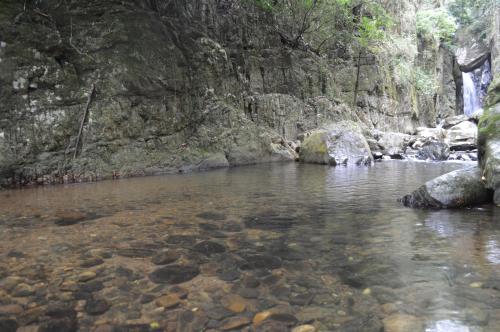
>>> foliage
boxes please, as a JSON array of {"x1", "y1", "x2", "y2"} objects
[
  {"x1": 416, "y1": 7, "x2": 457, "y2": 42},
  {"x1": 415, "y1": 68, "x2": 438, "y2": 96},
  {"x1": 356, "y1": 2, "x2": 392, "y2": 49},
  {"x1": 448, "y1": 0, "x2": 497, "y2": 26},
  {"x1": 247, "y1": 0, "x2": 393, "y2": 54}
]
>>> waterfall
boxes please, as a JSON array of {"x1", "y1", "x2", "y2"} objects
[
  {"x1": 462, "y1": 72, "x2": 481, "y2": 117},
  {"x1": 462, "y1": 59, "x2": 493, "y2": 117}
]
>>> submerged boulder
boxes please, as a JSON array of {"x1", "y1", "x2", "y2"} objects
[
  {"x1": 299, "y1": 121, "x2": 373, "y2": 166},
  {"x1": 401, "y1": 167, "x2": 492, "y2": 208}
]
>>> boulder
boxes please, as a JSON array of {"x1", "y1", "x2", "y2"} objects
[
  {"x1": 441, "y1": 115, "x2": 469, "y2": 129},
  {"x1": 299, "y1": 121, "x2": 373, "y2": 166},
  {"x1": 416, "y1": 141, "x2": 450, "y2": 161},
  {"x1": 445, "y1": 121, "x2": 478, "y2": 151},
  {"x1": 455, "y1": 28, "x2": 490, "y2": 72},
  {"x1": 416, "y1": 127, "x2": 446, "y2": 141},
  {"x1": 478, "y1": 102, "x2": 500, "y2": 206},
  {"x1": 401, "y1": 166, "x2": 492, "y2": 208},
  {"x1": 377, "y1": 132, "x2": 413, "y2": 155}
]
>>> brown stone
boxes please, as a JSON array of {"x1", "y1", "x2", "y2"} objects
[
  {"x1": 221, "y1": 294, "x2": 247, "y2": 313},
  {"x1": 155, "y1": 293, "x2": 181, "y2": 309},
  {"x1": 0, "y1": 304, "x2": 23, "y2": 315},
  {"x1": 253, "y1": 310, "x2": 272, "y2": 327},
  {"x1": 383, "y1": 314, "x2": 423, "y2": 332},
  {"x1": 220, "y1": 316, "x2": 251, "y2": 330}
]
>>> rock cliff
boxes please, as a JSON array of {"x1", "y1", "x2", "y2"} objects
[{"x1": 0, "y1": 0, "x2": 463, "y2": 186}]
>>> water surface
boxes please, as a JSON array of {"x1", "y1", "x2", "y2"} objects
[{"x1": 0, "y1": 161, "x2": 498, "y2": 331}]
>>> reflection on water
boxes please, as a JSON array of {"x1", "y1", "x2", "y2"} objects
[{"x1": 0, "y1": 161, "x2": 498, "y2": 331}]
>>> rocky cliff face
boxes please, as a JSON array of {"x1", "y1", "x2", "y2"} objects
[
  {"x1": 478, "y1": 6, "x2": 500, "y2": 206},
  {"x1": 0, "y1": 0, "x2": 461, "y2": 186}
]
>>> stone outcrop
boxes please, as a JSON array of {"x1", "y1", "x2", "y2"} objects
[
  {"x1": 478, "y1": 7, "x2": 500, "y2": 206},
  {"x1": 299, "y1": 121, "x2": 373, "y2": 166},
  {"x1": 0, "y1": 0, "x2": 464, "y2": 186},
  {"x1": 401, "y1": 167, "x2": 492, "y2": 208}
]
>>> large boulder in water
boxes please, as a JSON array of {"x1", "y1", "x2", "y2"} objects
[
  {"x1": 299, "y1": 121, "x2": 373, "y2": 166},
  {"x1": 401, "y1": 167, "x2": 492, "y2": 208},
  {"x1": 416, "y1": 141, "x2": 450, "y2": 161},
  {"x1": 376, "y1": 132, "x2": 413, "y2": 155}
]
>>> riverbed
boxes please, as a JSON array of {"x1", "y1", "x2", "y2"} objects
[{"x1": 0, "y1": 161, "x2": 498, "y2": 331}]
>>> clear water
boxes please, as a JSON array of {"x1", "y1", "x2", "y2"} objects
[{"x1": 0, "y1": 162, "x2": 498, "y2": 331}]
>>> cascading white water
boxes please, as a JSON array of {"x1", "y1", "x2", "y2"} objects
[
  {"x1": 462, "y1": 59, "x2": 493, "y2": 117},
  {"x1": 462, "y1": 71, "x2": 481, "y2": 117}
]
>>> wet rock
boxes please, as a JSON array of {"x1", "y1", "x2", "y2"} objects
[
  {"x1": 79, "y1": 258, "x2": 104, "y2": 268},
  {"x1": 464, "y1": 307, "x2": 489, "y2": 326},
  {"x1": 39, "y1": 317, "x2": 77, "y2": 332},
  {"x1": 340, "y1": 314, "x2": 383, "y2": 332},
  {"x1": 115, "y1": 266, "x2": 141, "y2": 281},
  {"x1": 255, "y1": 320, "x2": 289, "y2": 332},
  {"x1": 401, "y1": 166, "x2": 492, "y2": 208},
  {"x1": 7, "y1": 250, "x2": 25, "y2": 258},
  {"x1": 148, "y1": 265, "x2": 200, "y2": 284},
  {"x1": 292, "y1": 325, "x2": 316, "y2": 332},
  {"x1": 139, "y1": 294, "x2": 155, "y2": 304},
  {"x1": 155, "y1": 293, "x2": 182, "y2": 309},
  {"x1": 115, "y1": 248, "x2": 154, "y2": 258},
  {"x1": 243, "y1": 214, "x2": 295, "y2": 230},
  {"x1": 290, "y1": 293, "x2": 314, "y2": 306},
  {"x1": 221, "y1": 294, "x2": 247, "y2": 313},
  {"x1": 296, "y1": 306, "x2": 331, "y2": 322},
  {"x1": 0, "y1": 318, "x2": 17, "y2": 332},
  {"x1": 193, "y1": 241, "x2": 226, "y2": 256},
  {"x1": 84, "y1": 298, "x2": 110, "y2": 316},
  {"x1": 196, "y1": 212, "x2": 227, "y2": 221},
  {"x1": 253, "y1": 310, "x2": 272, "y2": 326},
  {"x1": 220, "y1": 316, "x2": 251, "y2": 330},
  {"x1": 151, "y1": 250, "x2": 180, "y2": 265},
  {"x1": 0, "y1": 304, "x2": 23, "y2": 315},
  {"x1": 240, "y1": 254, "x2": 282, "y2": 270},
  {"x1": 78, "y1": 280, "x2": 104, "y2": 293},
  {"x1": 416, "y1": 141, "x2": 450, "y2": 161},
  {"x1": 206, "y1": 306, "x2": 233, "y2": 320},
  {"x1": 383, "y1": 314, "x2": 423, "y2": 332},
  {"x1": 54, "y1": 211, "x2": 87, "y2": 226},
  {"x1": 268, "y1": 312, "x2": 298, "y2": 326},
  {"x1": 238, "y1": 287, "x2": 259, "y2": 299},
  {"x1": 12, "y1": 283, "x2": 35, "y2": 297},
  {"x1": 78, "y1": 271, "x2": 97, "y2": 282},
  {"x1": 299, "y1": 121, "x2": 373, "y2": 166},
  {"x1": 242, "y1": 275, "x2": 260, "y2": 288},
  {"x1": 165, "y1": 235, "x2": 198, "y2": 246}
]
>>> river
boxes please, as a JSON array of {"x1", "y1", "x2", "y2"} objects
[{"x1": 0, "y1": 161, "x2": 498, "y2": 331}]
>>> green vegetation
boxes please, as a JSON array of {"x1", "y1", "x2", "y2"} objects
[
  {"x1": 416, "y1": 7, "x2": 457, "y2": 42},
  {"x1": 448, "y1": 0, "x2": 497, "y2": 26},
  {"x1": 248, "y1": 0, "x2": 392, "y2": 54}
]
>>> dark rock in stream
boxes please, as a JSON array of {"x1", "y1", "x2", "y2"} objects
[
  {"x1": 149, "y1": 265, "x2": 200, "y2": 284},
  {"x1": 401, "y1": 166, "x2": 493, "y2": 208},
  {"x1": 193, "y1": 241, "x2": 226, "y2": 256},
  {"x1": 240, "y1": 254, "x2": 282, "y2": 270},
  {"x1": 196, "y1": 212, "x2": 227, "y2": 221},
  {"x1": 84, "y1": 298, "x2": 110, "y2": 316},
  {"x1": 416, "y1": 141, "x2": 450, "y2": 161},
  {"x1": 243, "y1": 214, "x2": 295, "y2": 230},
  {"x1": 0, "y1": 318, "x2": 18, "y2": 332},
  {"x1": 151, "y1": 250, "x2": 180, "y2": 265}
]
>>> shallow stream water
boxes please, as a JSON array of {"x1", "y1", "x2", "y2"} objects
[{"x1": 0, "y1": 161, "x2": 498, "y2": 332}]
